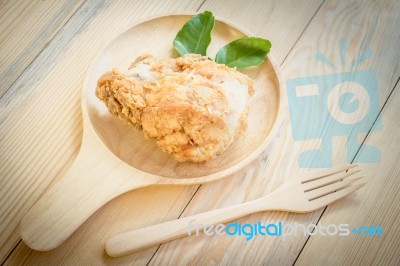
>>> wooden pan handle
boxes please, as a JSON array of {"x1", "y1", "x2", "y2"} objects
[
  {"x1": 19, "y1": 137, "x2": 158, "y2": 251},
  {"x1": 105, "y1": 199, "x2": 265, "y2": 257}
]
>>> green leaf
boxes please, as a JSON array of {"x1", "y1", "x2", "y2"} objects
[
  {"x1": 215, "y1": 37, "x2": 271, "y2": 69},
  {"x1": 173, "y1": 11, "x2": 215, "y2": 56}
]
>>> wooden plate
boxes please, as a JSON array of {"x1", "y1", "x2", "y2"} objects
[
  {"x1": 20, "y1": 14, "x2": 284, "y2": 251},
  {"x1": 85, "y1": 14, "x2": 282, "y2": 179}
]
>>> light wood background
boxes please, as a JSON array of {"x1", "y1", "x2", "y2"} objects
[{"x1": 1, "y1": 0, "x2": 399, "y2": 265}]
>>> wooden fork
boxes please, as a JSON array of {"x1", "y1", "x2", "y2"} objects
[{"x1": 106, "y1": 164, "x2": 366, "y2": 257}]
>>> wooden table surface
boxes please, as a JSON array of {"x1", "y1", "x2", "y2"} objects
[{"x1": 1, "y1": 0, "x2": 399, "y2": 265}]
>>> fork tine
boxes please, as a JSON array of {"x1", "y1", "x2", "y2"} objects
[
  {"x1": 300, "y1": 164, "x2": 358, "y2": 183},
  {"x1": 307, "y1": 176, "x2": 365, "y2": 201},
  {"x1": 303, "y1": 168, "x2": 361, "y2": 192},
  {"x1": 308, "y1": 182, "x2": 367, "y2": 208}
]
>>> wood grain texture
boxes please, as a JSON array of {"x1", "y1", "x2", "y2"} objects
[
  {"x1": 0, "y1": 0, "x2": 205, "y2": 263},
  {"x1": 0, "y1": 0, "x2": 323, "y2": 264},
  {"x1": 0, "y1": 0, "x2": 85, "y2": 98},
  {"x1": 18, "y1": 14, "x2": 283, "y2": 252},
  {"x1": 1, "y1": 0, "x2": 400, "y2": 265},
  {"x1": 295, "y1": 82, "x2": 400, "y2": 265},
  {"x1": 149, "y1": 0, "x2": 400, "y2": 265},
  {"x1": 106, "y1": 165, "x2": 363, "y2": 257},
  {"x1": 200, "y1": 0, "x2": 325, "y2": 63}
]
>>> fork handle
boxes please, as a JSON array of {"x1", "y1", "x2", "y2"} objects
[{"x1": 105, "y1": 198, "x2": 266, "y2": 257}]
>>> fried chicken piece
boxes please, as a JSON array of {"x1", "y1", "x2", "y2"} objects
[{"x1": 96, "y1": 54, "x2": 253, "y2": 162}]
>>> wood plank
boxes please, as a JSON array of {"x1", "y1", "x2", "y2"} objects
[
  {"x1": 5, "y1": 186, "x2": 200, "y2": 265},
  {"x1": 296, "y1": 85, "x2": 400, "y2": 265},
  {"x1": 197, "y1": 0, "x2": 324, "y2": 65},
  {"x1": 295, "y1": 83, "x2": 400, "y2": 265},
  {"x1": 0, "y1": 0, "x2": 85, "y2": 98},
  {"x1": 0, "y1": 0, "x2": 204, "y2": 263},
  {"x1": 149, "y1": 0, "x2": 400, "y2": 264}
]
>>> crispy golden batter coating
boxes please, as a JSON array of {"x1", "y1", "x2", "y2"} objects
[{"x1": 96, "y1": 54, "x2": 253, "y2": 162}]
